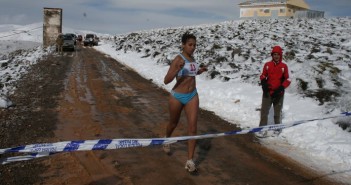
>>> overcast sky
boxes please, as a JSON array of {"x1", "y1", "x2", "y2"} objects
[{"x1": 0, "y1": 0, "x2": 350, "y2": 34}]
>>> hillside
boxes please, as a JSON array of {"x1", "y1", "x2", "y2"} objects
[{"x1": 111, "y1": 17, "x2": 351, "y2": 113}]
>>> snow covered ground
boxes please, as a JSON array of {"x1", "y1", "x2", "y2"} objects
[{"x1": 1, "y1": 18, "x2": 351, "y2": 183}]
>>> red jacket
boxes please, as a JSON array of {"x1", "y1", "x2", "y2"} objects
[{"x1": 260, "y1": 46, "x2": 291, "y2": 95}]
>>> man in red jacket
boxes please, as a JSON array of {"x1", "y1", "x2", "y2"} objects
[{"x1": 257, "y1": 45, "x2": 291, "y2": 138}]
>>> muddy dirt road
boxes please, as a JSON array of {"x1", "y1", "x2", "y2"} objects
[{"x1": 0, "y1": 47, "x2": 339, "y2": 185}]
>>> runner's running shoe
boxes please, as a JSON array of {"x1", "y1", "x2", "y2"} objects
[
  {"x1": 185, "y1": 159, "x2": 197, "y2": 172},
  {"x1": 163, "y1": 144, "x2": 171, "y2": 154}
]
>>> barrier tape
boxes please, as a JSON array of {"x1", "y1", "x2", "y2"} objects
[{"x1": 1, "y1": 112, "x2": 350, "y2": 164}]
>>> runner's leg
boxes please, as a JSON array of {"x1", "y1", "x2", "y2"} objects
[
  {"x1": 166, "y1": 96, "x2": 183, "y2": 137},
  {"x1": 184, "y1": 94, "x2": 199, "y2": 160}
]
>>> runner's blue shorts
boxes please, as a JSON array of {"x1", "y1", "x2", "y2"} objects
[{"x1": 171, "y1": 89, "x2": 197, "y2": 105}]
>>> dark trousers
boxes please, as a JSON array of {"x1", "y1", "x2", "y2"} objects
[
  {"x1": 259, "y1": 94, "x2": 284, "y2": 126},
  {"x1": 57, "y1": 44, "x2": 63, "y2": 53}
]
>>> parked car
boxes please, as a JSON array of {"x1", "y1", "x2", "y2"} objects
[
  {"x1": 62, "y1": 34, "x2": 76, "y2": 51},
  {"x1": 84, "y1": 34, "x2": 99, "y2": 46},
  {"x1": 66, "y1": 33, "x2": 77, "y2": 44}
]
